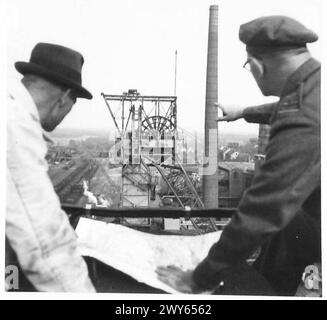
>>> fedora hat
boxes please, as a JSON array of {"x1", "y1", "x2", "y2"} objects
[{"x1": 15, "y1": 42, "x2": 92, "y2": 99}]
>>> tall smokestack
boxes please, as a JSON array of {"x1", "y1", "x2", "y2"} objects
[
  {"x1": 203, "y1": 5, "x2": 219, "y2": 208},
  {"x1": 194, "y1": 131, "x2": 198, "y2": 164}
]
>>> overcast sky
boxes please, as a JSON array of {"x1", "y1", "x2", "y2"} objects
[{"x1": 5, "y1": 0, "x2": 322, "y2": 136}]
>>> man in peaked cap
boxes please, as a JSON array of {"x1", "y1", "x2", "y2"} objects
[
  {"x1": 6, "y1": 43, "x2": 95, "y2": 292},
  {"x1": 157, "y1": 16, "x2": 321, "y2": 296},
  {"x1": 240, "y1": 15, "x2": 318, "y2": 53}
]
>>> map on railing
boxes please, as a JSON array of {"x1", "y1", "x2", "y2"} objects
[{"x1": 75, "y1": 217, "x2": 222, "y2": 294}]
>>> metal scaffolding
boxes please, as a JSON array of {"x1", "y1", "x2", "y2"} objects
[
  {"x1": 102, "y1": 90, "x2": 217, "y2": 233},
  {"x1": 102, "y1": 90, "x2": 178, "y2": 209}
]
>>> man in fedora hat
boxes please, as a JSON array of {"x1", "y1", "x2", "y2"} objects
[
  {"x1": 157, "y1": 16, "x2": 321, "y2": 296},
  {"x1": 6, "y1": 43, "x2": 95, "y2": 292}
]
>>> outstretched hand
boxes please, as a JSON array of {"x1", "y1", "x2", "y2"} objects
[
  {"x1": 216, "y1": 103, "x2": 245, "y2": 122},
  {"x1": 156, "y1": 265, "x2": 202, "y2": 294}
]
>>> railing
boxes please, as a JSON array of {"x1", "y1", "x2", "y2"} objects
[
  {"x1": 63, "y1": 204, "x2": 235, "y2": 218},
  {"x1": 62, "y1": 204, "x2": 236, "y2": 230}
]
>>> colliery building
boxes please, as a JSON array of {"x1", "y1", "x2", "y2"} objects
[{"x1": 218, "y1": 162, "x2": 255, "y2": 208}]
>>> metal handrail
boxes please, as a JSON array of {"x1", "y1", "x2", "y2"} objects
[{"x1": 62, "y1": 204, "x2": 235, "y2": 218}]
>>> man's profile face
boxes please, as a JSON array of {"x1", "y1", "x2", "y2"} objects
[
  {"x1": 56, "y1": 91, "x2": 76, "y2": 123},
  {"x1": 43, "y1": 89, "x2": 76, "y2": 132},
  {"x1": 247, "y1": 53, "x2": 283, "y2": 97},
  {"x1": 247, "y1": 54, "x2": 267, "y2": 95}
]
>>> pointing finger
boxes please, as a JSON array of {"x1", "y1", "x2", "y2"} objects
[
  {"x1": 216, "y1": 103, "x2": 226, "y2": 113},
  {"x1": 217, "y1": 116, "x2": 228, "y2": 122}
]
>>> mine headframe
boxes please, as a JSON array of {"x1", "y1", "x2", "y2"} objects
[{"x1": 101, "y1": 90, "x2": 177, "y2": 165}]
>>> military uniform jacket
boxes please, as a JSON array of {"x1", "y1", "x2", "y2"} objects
[{"x1": 193, "y1": 58, "x2": 321, "y2": 290}]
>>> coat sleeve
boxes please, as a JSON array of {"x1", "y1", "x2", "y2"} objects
[
  {"x1": 193, "y1": 103, "x2": 320, "y2": 290},
  {"x1": 6, "y1": 94, "x2": 96, "y2": 292},
  {"x1": 242, "y1": 103, "x2": 277, "y2": 124}
]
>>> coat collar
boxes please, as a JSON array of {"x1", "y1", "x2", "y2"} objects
[
  {"x1": 9, "y1": 78, "x2": 54, "y2": 144},
  {"x1": 281, "y1": 58, "x2": 320, "y2": 97}
]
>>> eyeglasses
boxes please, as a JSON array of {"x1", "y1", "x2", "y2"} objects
[{"x1": 243, "y1": 59, "x2": 251, "y2": 72}]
